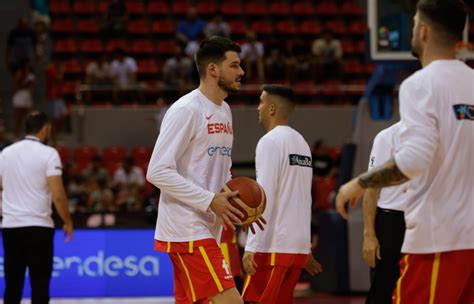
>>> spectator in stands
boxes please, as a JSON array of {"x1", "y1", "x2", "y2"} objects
[
  {"x1": 102, "y1": 0, "x2": 128, "y2": 38},
  {"x1": 163, "y1": 45, "x2": 193, "y2": 90},
  {"x1": 241, "y1": 31, "x2": 265, "y2": 82},
  {"x1": 264, "y1": 37, "x2": 289, "y2": 82},
  {"x1": 82, "y1": 156, "x2": 109, "y2": 188},
  {"x1": 0, "y1": 120, "x2": 12, "y2": 151},
  {"x1": 45, "y1": 59, "x2": 66, "y2": 145},
  {"x1": 311, "y1": 30, "x2": 343, "y2": 82},
  {"x1": 286, "y1": 35, "x2": 312, "y2": 83},
  {"x1": 87, "y1": 177, "x2": 116, "y2": 212},
  {"x1": 6, "y1": 16, "x2": 37, "y2": 74},
  {"x1": 113, "y1": 157, "x2": 145, "y2": 211},
  {"x1": 176, "y1": 7, "x2": 206, "y2": 45},
  {"x1": 204, "y1": 15, "x2": 230, "y2": 38},
  {"x1": 12, "y1": 59, "x2": 35, "y2": 138},
  {"x1": 110, "y1": 48, "x2": 137, "y2": 103},
  {"x1": 311, "y1": 140, "x2": 334, "y2": 177},
  {"x1": 86, "y1": 53, "x2": 112, "y2": 85}
]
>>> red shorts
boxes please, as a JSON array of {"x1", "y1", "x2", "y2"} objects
[
  {"x1": 155, "y1": 239, "x2": 236, "y2": 304},
  {"x1": 242, "y1": 252, "x2": 308, "y2": 304},
  {"x1": 393, "y1": 249, "x2": 474, "y2": 304},
  {"x1": 220, "y1": 229, "x2": 242, "y2": 278}
]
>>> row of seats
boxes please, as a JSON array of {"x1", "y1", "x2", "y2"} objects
[
  {"x1": 50, "y1": 0, "x2": 364, "y2": 17},
  {"x1": 58, "y1": 145, "x2": 152, "y2": 163}
]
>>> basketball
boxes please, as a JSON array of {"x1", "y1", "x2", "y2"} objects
[{"x1": 221, "y1": 177, "x2": 266, "y2": 225}]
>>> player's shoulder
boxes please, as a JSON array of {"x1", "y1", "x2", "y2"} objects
[{"x1": 167, "y1": 90, "x2": 201, "y2": 115}]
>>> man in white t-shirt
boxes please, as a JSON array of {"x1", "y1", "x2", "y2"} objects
[
  {"x1": 147, "y1": 36, "x2": 248, "y2": 304},
  {"x1": 240, "y1": 31, "x2": 265, "y2": 82},
  {"x1": 242, "y1": 85, "x2": 322, "y2": 304},
  {"x1": 363, "y1": 122, "x2": 408, "y2": 304},
  {"x1": 0, "y1": 112, "x2": 73, "y2": 304},
  {"x1": 336, "y1": 1, "x2": 473, "y2": 303}
]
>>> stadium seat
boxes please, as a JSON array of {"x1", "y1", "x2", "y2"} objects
[
  {"x1": 348, "y1": 21, "x2": 367, "y2": 35},
  {"x1": 51, "y1": 19, "x2": 74, "y2": 34},
  {"x1": 340, "y1": 2, "x2": 363, "y2": 16},
  {"x1": 80, "y1": 39, "x2": 104, "y2": 53},
  {"x1": 268, "y1": 2, "x2": 290, "y2": 16},
  {"x1": 244, "y1": 2, "x2": 267, "y2": 16},
  {"x1": 299, "y1": 20, "x2": 322, "y2": 35},
  {"x1": 251, "y1": 21, "x2": 273, "y2": 35},
  {"x1": 98, "y1": 0, "x2": 109, "y2": 13},
  {"x1": 74, "y1": 146, "x2": 98, "y2": 162},
  {"x1": 54, "y1": 39, "x2": 78, "y2": 54},
  {"x1": 354, "y1": 40, "x2": 365, "y2": 54},
  {"x1": 157, "y1": 41, "x2": 177, "y2": 55},
  {"x1": 151, "y1": 20, "x2": 175, "y2": 34},
  {"x1": 62, "y1": 59, "x2": 83, "y2": 75},
  {"x1": 341, "y1": 40, "x2": 355, "y2": 54},
  {"x1": 344, "y1": 60, "x2": 363, "y2": 74},
  {"x1": 137, "y1": 60, "x2": 160, "y2": 76},
  {"x1": 196, "y1": 2, "x2": 217, "y2": 15},
  {"x1": 56, "y1": 146, "x2": 71, "y2": 163},
  {"x1": 275, "y1": 20, "x2": 297, "y2": 35},
  {"x1": 102, "y1": 146, "x2": 127, "y2": 163},
  {"x1": 229, "y1": 20, "x2": 247, "y2": 35},
  {"x1": 147, "y1": 1, "x2": 170, "y2": 15},
  {"x1": 49, "y1": 0, "x2": 72, "y2": 15},
  {"x1": 127, "y1": 20, "x2": 150, "y2": 35},
  {"x1": 325, "y1": 20, "x2": 347, "y2": 35},
  {"x1": 131, "y1": 40, "x2": 155, "y2": 54},
  {"x1": 220, "y1": 2, "x2": 242, "y2": 16},
  {"x1": 73, "y1": 1, "x2": 96, "y2": 15},
  {"x1": 76, "y1": 19, "x2": 99, "y2": 33},
  {"x1": 126, "y1": 1, "x2": 145, "y2": 15},
  {"x1": 106, "y1": 39, "x2": 129, "y2": 53},
  {"x1": 62, "y1": 81, "x2": 80, "y2": 97},
  {"x1": 292, "y1": 2, "x2": 314, "y2": 16},
  {"x1": 132, "y1": 146, "x2": 153, "y2": 163},
  {"x1": 315, "y1": 2, "x2": 339, "y2": 16},
  {"x1": 172, "y1": 1, "x2": 191, "y2": 15}
]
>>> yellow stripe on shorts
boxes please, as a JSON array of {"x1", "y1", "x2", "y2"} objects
[
  {"x1": 429, "y1": 253, "x2": 441, "y2": 304},
  {"x1": 166, "y1": 242, "x2": 171, "y2": 253},
  {"x1": 188, "y1": 241, "x2": 194, "y2": 253},
  {"x1": 270, "y1": 252, "x2": 276, "y2": 266},
  {"x1": 220, "y1": 243, "x2": 232, "y2": 273},
  {"x1": 177, "y1": 253, "x2": 196, "y2": 302},
  {"x1": 199, "y1": 246, "x2": 224, "y2": 292},
  {"x1": 242, "y1": 275, "x2": 252, "y2": 296},
  {"x1": 396, "y1": 254, "x2": 410, "y2": 304}
]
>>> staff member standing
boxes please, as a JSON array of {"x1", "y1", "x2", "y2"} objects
[{"x1": 0, "y1": 111, "x2": 73, "y2": 304}]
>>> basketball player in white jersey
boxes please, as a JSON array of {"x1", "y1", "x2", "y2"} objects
[
  {"x1": 241, "y1": 85, "x2": 322, "y2": 304},
  {"x1": 336, "y1": 1, "x2": 473, "y2": 302},
  {"x1": 363, "y1": 122, "x2": 409, "y2": 304},
  {"x1": 147, "y1": 36, "x2": 246, "y2": 304}
]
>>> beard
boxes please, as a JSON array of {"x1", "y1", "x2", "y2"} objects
[
  {"x1": 218, "y1": 75, "x2": 240, "y2": 94},
  {"x1": 411, "y1": 44, "x2": 420, "y2": 59}
]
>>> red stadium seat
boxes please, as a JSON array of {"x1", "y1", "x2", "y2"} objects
[
  {"x1": 157, "y1": 41, "x2": 177, "y2": 55},
  {"x1": 341, "y1": 40, "x2": 355, "y2": 54},
  {"x1": 80, "y1": 39, "x2": 104, "y2": 53},
  {"x1": 73, "y1": 1, "x2": 96, "y2": 15},
  {"x1": 147, "y1": 1, "x2": 170, "y2": 14},
  {"x1": 344, "y1": 60, "x2": 363, "y2": 74},
  {"x1": 51, "y1": 19, "x2": 74, "y2": 34},
  {"x1": 220, "y1": 2, "x2": 242, "y2": 15},
  {"x1": 299, "y1": 20, "x2": 322, "y2": 35},
  {"x1": 98, "y1": 0, "x2": 109, "y2": 13},
  {"x1": 132, "y1": 146, "x2": 153, "y2": 163},
  {"x1": 106, "y1": 39, "x2": 129, "y2": 53},
  {"x1": 62, "y1": 59, "x2": 82, "y2": 75},
  {"x1": 315, "y1": 2, "x2": 339, "y2": 16},
  {"x1": 268, "y1": 2, "x2": 290, "y2": 16},
  {"x1": 292, "y1": 2, "x2": 314, "y2": 16},
  {"x1": 244, "y1": 3, "x2": 267, "y2": 16},
  {"x1": 76, "y1": 19, "x2": 99, "y2": 33},
  {"x1": 130, "y1": 40, "x2": 155, "y2": 54},
  {"x1": 325, "y1": 20, "x2": 347, "y2": 35},
  {"x1": 275, "y1": 20, "x2": 297, "y2": 35},
  {"x1": 250, "y1": 21, "x2": 273, "y2": 35},
  {"x1": 126, "y1": 1, "x2": 145, "y2": 14},
  {"x1": 62, "y1": 81, "x2": 80, "y2": 96},
  {"x1": 196, "y1": 2, "x2": 217, "y2": 15},
  {"x1": 102, "y1": 146, "x2": 127, "y2": 163},
  {"x1": 354, "y1": 40, "x2": 365, "y2": 54},
  {"x1": 229, "y1": 20, "x2": 247, "y2": 35},
  {"x1": 349, "y1": 21, "x2": 367, "y2": 35},
  {"x1": 340, "y1": 2, "x2": 363, "y2": 16},
  {"x1": 172, "y1": 1, "x2": 191, "y2": 15},
  {"x1": 137, "y1": 60, "x2": 160, "y2": 75},
  {"x1": 49, "y1": 0, "x2": 72, "y2": 15},
  {"x1": 127, "y1": 20, "x2": 150, "y2": 34},
  {"x1": 56, "y1": 146, "x2": 71, "y2": 163},
  {"x1": 74, "y1": 146, "x2": 98, "y2": 162},
  {"x1": 151, "y1": 20, "x2": 175, "y2": 34},
  {"x1": 54, "y1": 39, "x2": 78, "y2": 54}
]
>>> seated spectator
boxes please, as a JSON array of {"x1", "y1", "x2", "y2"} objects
[
  {"x1": 264, "y1": 37, "x2": 289, "y2": 82},
  {"x1": 204, "y1": 15, "x2": 230, "y2": 38},
  {"x1": 86, "y1": 54, "x2": 112, "y2": 85},
  {"x1": 163, "y1": 45, "x2": 193, "y2": 90},
  {"x1": 311, "y1": 30, "x2": 343, "y2": 82},
  {"x1": 87, "y1": 177, "x2": 116, "y2": 212},
  {"x1": 12, "y1": 59, "x2": 35, "y2": 138},
  {"x1": 287, "y1": 35, "x2": 312, "y2": 83},
  {"x1": 241, "y1": 31, "x2": 265, "y2": 82},
  {"x1": 101, "y1": 0, "x2": 128, "y2": 38},
  {"x1": 6, "y1": 16, "x2": 37, "y2": 74},
  {"x1": 45, "y1": 59, "x2": 66, "y2": 145},
  {"x1": 82, "y1": 156, "x2": 109, "y2": 188},
  {"x1": 110, "y1": 49, "x2": 138, "y2": 103},
  {"x1": 113, "y1": 157, "x2": 145, "y2": 211},
  {"x1": 176, "y1": 7, "x2": 205, "y2": 44}
]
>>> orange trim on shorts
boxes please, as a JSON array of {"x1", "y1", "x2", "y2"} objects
[
  {"x1": 429, "y1": 253, "x2": 441, "y2": 304},
  {"x1": 242, "y1": 275, "x2": 252, "y2": 296},
  {"x1": 396, "y1": 254, "x2": 410, "y2": 304},
  {"x1": 199, "y1": 246, "x2": 224, "y2": 292},
  {"x1": 177, "y1": 253, "x2": 197, "y2": 302}
]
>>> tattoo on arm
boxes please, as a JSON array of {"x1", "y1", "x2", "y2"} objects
[{"x1": 358, "y1": 158, "x2": 409, "y2": 189}]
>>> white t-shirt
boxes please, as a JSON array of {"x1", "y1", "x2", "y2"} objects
[
  {"x1": 394, "y1": 60, "x2": 474, "y2": 253},
  {"x1": 246, "y1": 126, "x2": 313, "y2": 254},
  {"x1": 147, "y1": 89, "x2": 233, "y2": 242},
  {"x1": 240, "y1": 42, "x2": 264, "y2": 62},
  {"x1": 0, "y1": 136, "x2": 62, "y2": 228},
  {"x1": 368, "y1": 122, "x2": 408, "y2": 211},
  {"x1": 113, "y1": 166, "x2": 145, "y2": 187},
  {"x1": 110, "y1": 57, "x2": 137, "y2": 88}
]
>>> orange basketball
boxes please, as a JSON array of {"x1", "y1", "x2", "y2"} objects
[{"x1": 221, "y1": 177, "x2": 266, "y2": 225}]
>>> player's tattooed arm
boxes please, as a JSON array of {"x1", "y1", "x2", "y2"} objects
[{"x1": 358, "y1": 158, "x2": 409, "y2": 188}]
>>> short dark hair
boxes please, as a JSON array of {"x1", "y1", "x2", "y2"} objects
[
  {"x1": 417, "y1": 0, "x2": 466, "y2": 42},
  {"x1": 195, "y1": 36, "x2": 241, "y2": 78},
  {"x1": 25, "y1": 111, "x2": 49, "y2": 134},
  {"x1": 262, "y1": 84, "x2": 295, "y2": 104}
]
